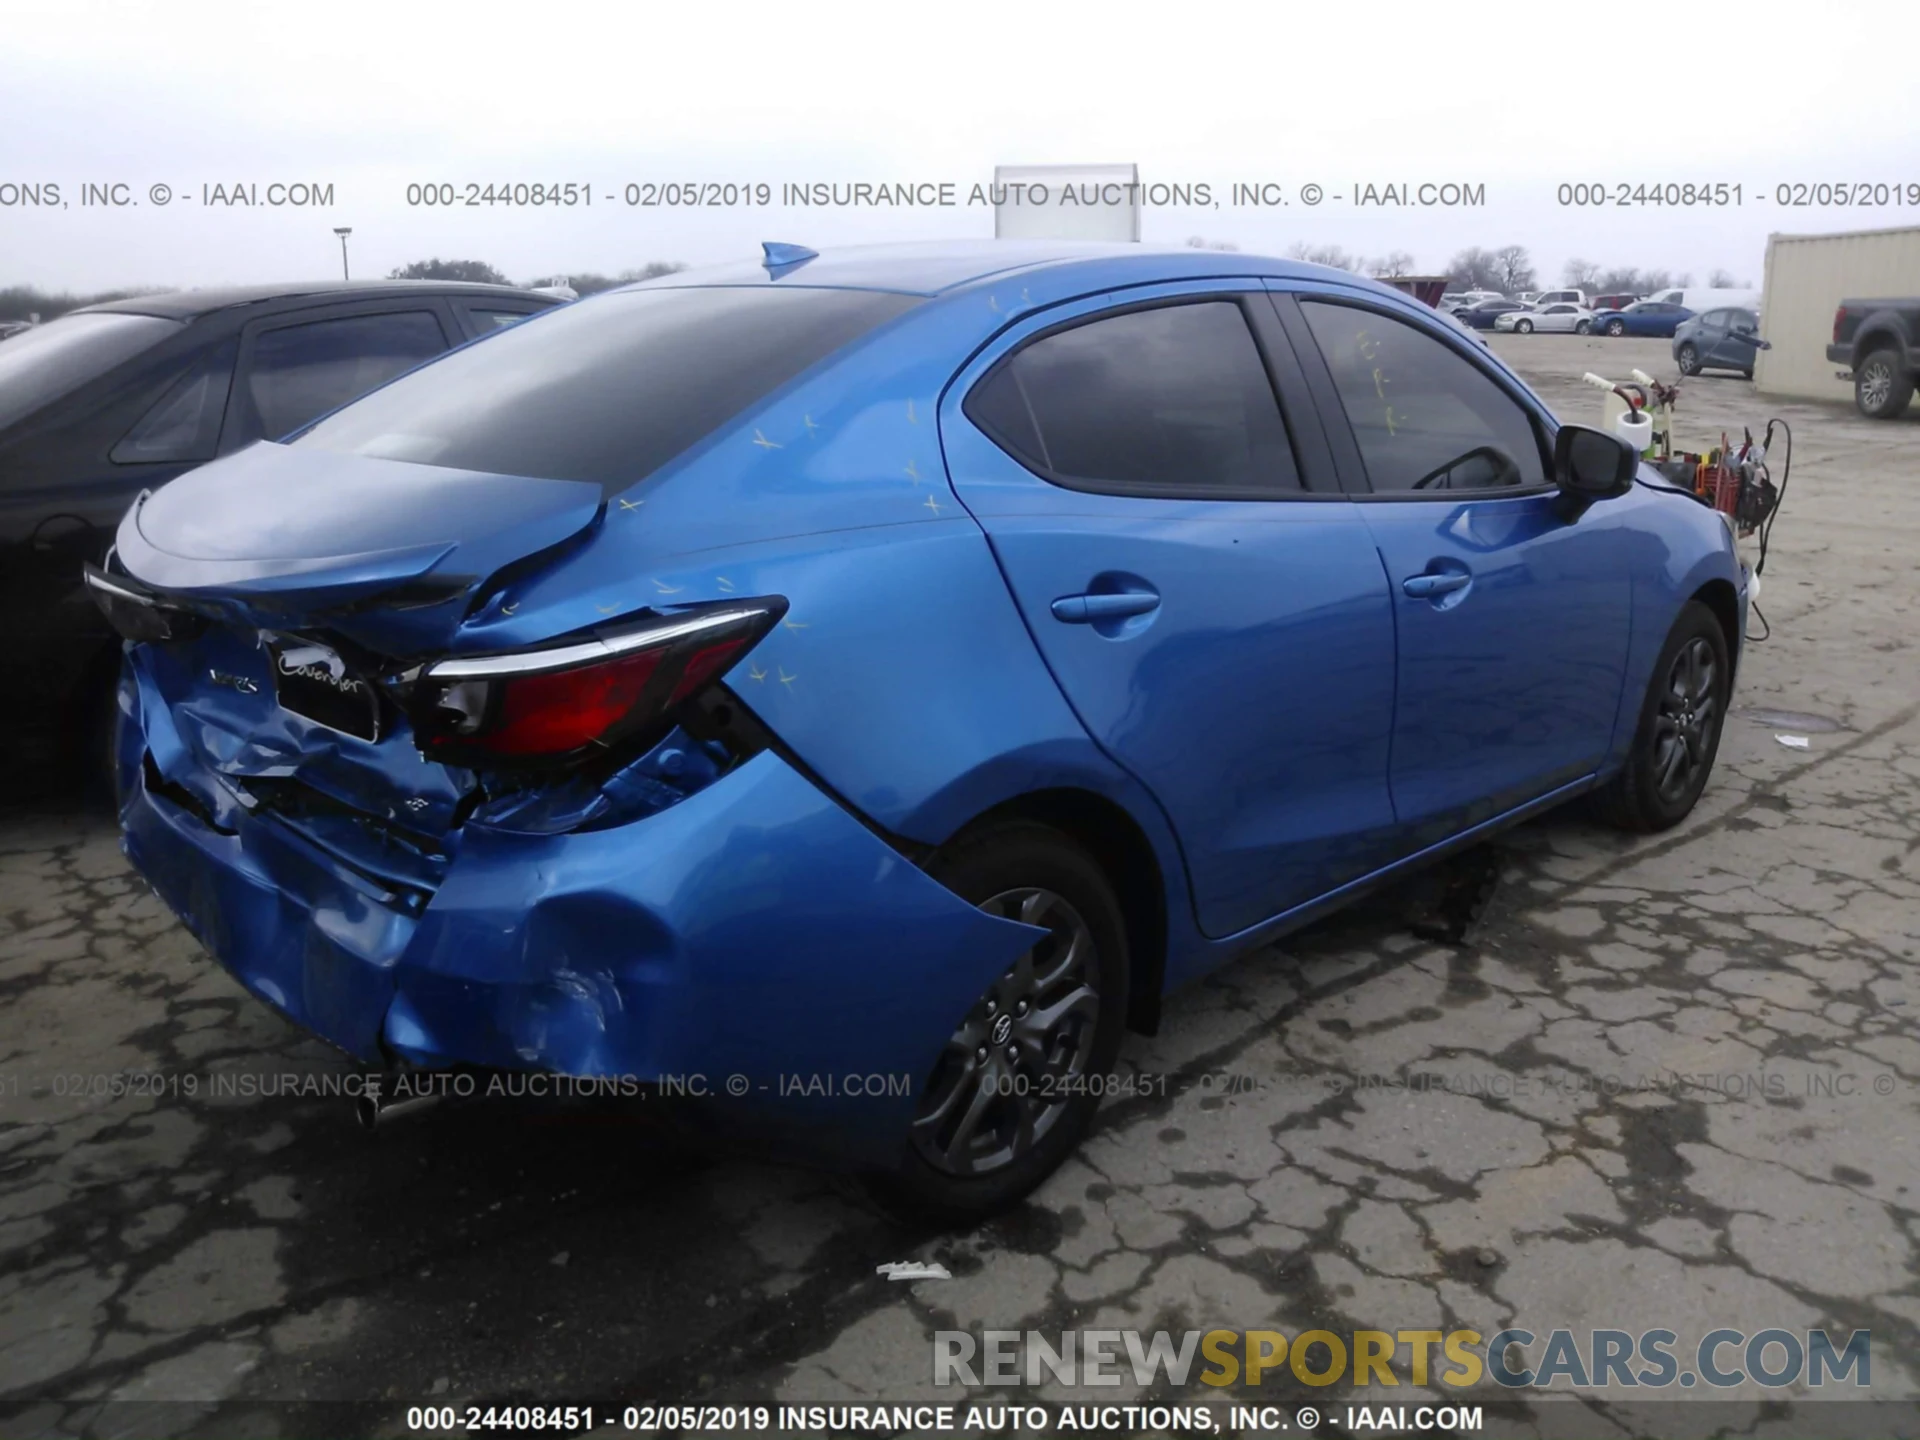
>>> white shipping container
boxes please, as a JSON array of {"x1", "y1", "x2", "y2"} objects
[
  {"x1": 992, "y1": 164, "x2": 1140, "y2": 243},
  {"x1": 1755, "y1": 225, "x2": 1920, "y2": 402}
]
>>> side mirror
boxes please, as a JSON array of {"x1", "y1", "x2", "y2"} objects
[{"x1": 1554, "y1": 424, "x2": 1637, "y2": 504}]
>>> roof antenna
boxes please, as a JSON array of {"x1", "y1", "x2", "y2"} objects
[{"x1": 761, "y1": 241, "x2": 819, "y2": 277}]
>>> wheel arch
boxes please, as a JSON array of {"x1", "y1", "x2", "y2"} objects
[
  {"x1": 1854, "y1": 326, "x2": 1909, "y2": 367},
  {"x1": 1691, "y1": 577, "x2": 1742, "y2": 676},
  {"x1": 939, "y1": 787, "x2": 1170, "y2": 1036}
]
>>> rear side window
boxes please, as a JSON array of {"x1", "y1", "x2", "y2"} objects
[
  {"x1": 1300, "y1": 300, "x2": 1546, "y2": 495},
  {"x1": 111, "y1": 338, "x2": 237, "y2": 464},
  {"x1": 248, "y1": 310, "x2": 449, "y2": 440},
  {"x1": 296, "y1": 286, "x2": 921, "y2": 492},
  {"x1": 965, "y1": 300, "x2": 1301, "y2": 496},
  {"x1": 0, "y1": 312, "x2": 181, "y2": 434}
]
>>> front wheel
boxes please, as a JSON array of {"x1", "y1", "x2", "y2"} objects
[
  {"x1": 1593, "y1": 601, "x2": 1730, "y2": 832},
  {"x1": 1855, "y1": 349, "x2": 1916, "y2": 419},
  {"x1": 1515, "y1": 319, "x2": 1534, "y2": 334},
  {"x1": 866, "y1": 821, "x2": 1129, "y2": 1223},
  {"x1": 1575, "y1": 319, "x2": 1592, "y2": 335},
  {"x1": 1605, "y1": 318, "x2": 1626, "y2": 337},
  {"x1": 1676, "y1": 343, "x2": 1701, "y2": 375}
]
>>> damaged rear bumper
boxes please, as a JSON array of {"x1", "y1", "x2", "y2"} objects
[{"x1": 121, "y1": 689, "x2": 1041, "y2": 1167}]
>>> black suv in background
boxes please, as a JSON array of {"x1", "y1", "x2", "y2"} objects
[{"x1": 0, "y1": 281, "x2": 561, "y2": 795}]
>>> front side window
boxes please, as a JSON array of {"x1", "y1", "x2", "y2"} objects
[
  {"x1": 247, "y1": 310, "x2": 449, "y2": 441},
  {"x1": 965, "y1": 300, "x2": 1300, "y2": 497},
  {"x1": 297, "y1": 286, "x2": 920, "y2": 493},
  {"x1": 1300, "y1": 300, "x2": 1547, "y2": 495}
]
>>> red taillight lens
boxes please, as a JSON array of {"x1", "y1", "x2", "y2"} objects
[
  {"x1": 1834, "y1": 307, "x2": 1847, "y2": 345},
  {"x1": 415, "y1": 599, "x2": 783, "y2": 766},
  {"x1": 487, "y1": 647, "x2": 665, "y2": 756}
]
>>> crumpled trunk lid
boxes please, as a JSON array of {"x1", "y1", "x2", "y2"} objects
[{"x1": 115, "y1": 441, "x2": 604, "y2": 657}]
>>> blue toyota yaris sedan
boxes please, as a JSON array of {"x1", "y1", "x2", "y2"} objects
[{"x1": 92, "y1": 241, "x2": 1745, "y2": 1218}]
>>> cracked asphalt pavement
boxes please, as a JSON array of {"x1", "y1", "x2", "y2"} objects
[{"x1": 2, "y1": 337, "x2": 1917, "y2": 1435}]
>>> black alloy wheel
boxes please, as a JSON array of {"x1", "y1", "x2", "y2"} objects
[
  {"x1": 909, "y1": 886, "x2": 1100, "y2": 1177},
  {"x1": 1594, "y1": 600, "x2": 1730, "y2": 832},
  {"x1": 868, "y1": 821, "x2": 1128, "y2": 1222}
]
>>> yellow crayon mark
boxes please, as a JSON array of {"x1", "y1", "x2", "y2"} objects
[
  {"x1": 923, "y1": 494, "x2": 944, "y2": 516},
  {"x1": 652, "y1": 579, "x2": 685, "y2": 594},
  {"x1": 716, "y1": 576, "x2": 736, "y2": 592},
  {"x1": 500, "y1": 603, "x2": 517, "y2": 616},
  {"x1": 618, "y1": 497, "x2": 644, "y2": 511},
  {"x1": 783, "y1": 620, "x2": 810, "y2": 631},
  {"x1": 988, "y1": 295, "x2": 1000, "y2": 312},
  {"x1": 1371, "y1": 366, "x2": 1388, "y2": 400},
  {"x1": 904, "y1": 459, "x2": 921, "y2": 482},
  {"x1": 907, "y1": 399, "x2": 918, "y2": 425},
  {"x1": 752, "y1": 429, "x2": 782, "y2": 450},
  {"x1": 802, "y1": 413, "x2": 820, "y2": 437},
  {"x1": 746, "y1": 664, "x2": 768, "y2": 683},
  {"x1": 1384, "y1": 405, "x2": 1401, "y2": 437},
  {"x1": 777, "y1": 668, "x2": 797, "y2": 689},
  {"x1": 597, "y1": 604, "x2": 618, "y2": 614}
]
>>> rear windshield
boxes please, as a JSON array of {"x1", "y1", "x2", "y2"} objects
[
  {"x1": 295, "y1": 285, "x2": 921, "y2": 491},
  {"x1": 0, "y1": 312, "x2": 182, "y2": 433}
]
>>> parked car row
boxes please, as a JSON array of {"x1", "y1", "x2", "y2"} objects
[{"x1": 0, "y1": 280, "x2": 562, "y2": 789}]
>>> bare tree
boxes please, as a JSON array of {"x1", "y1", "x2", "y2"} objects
[
  {"x1": 1364, "y1": 250, "x2": 1416, "y2": 277},
  {"x1": 1287, "y1": 242, "x2": 1358, "y2": 272},
  {"x1": 1563, "y1": 257, "x2": 1603, "y2": 290},
  {"x1": 1707, "y1": 268, "x2": 1735, "y2": 288},
  {"x1": 1445, "y1": 246, "x2": 1502, "y2": 290},
  {"x1": 1493, "y1": 245, "x2": 1536, "y2": 294},
  {"x1": 1185, "y1": 237, "x2": 1240, "y2": 251}
]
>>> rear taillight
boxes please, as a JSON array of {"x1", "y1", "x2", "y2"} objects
[
  {"x1": 412, "y1": 598, "x2": 784, "y2": 766},
  {"x1": 82, "y1": 561, "x2": 208, "y2": 643},
  {"x1": 1834, "y1": 307, "x2": 1847, "y2": 345}
]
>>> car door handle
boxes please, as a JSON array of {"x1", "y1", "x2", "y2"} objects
[
  {"x1": 1051, "y1": 591, "x2": 1161, "y2": 623},
  {"x1": 1402, "y1": 572, "x2": 1472, "y2": 599}
]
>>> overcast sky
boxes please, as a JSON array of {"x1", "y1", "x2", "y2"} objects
[{"x1": 3, "y1": 0, "x2": 1916, "y2": 293}]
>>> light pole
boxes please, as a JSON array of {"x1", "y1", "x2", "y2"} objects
[{"x1": 333, "y1": 227, "x2": 353, "y2": 281}]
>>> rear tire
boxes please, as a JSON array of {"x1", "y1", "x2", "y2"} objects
[
  {"x1": 1605, "y1": 318, "x2": 1626, "y2": 337},
  {"x1": 1593, "y1": 602, "x2": 1730, "y2": 833},
  {"x1": 1516, "y1": 319, "x2": 1534, "y2": 334},
  {"x1": 865, "y1": 821, "x2": 1130, "y2": 1224},
  {"x1": 1676, "y1": 343, "x2": 1701, "y2": 376},
  {"x1": 1855, "y1": 349, "x2": 1915, "y2": 419},
  {"x1": 1575, "y1": 319, "x2": 1592, "y2": 335}
]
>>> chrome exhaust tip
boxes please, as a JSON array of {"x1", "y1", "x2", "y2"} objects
[{"x1": 355, "y1": 1085, "x2": 444, "y2": 1130}]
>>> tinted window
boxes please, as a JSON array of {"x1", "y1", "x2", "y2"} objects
[
  {"x1": 111, "y1": 338, "x2": 238, "y2": 463},
  {"x1": 1301, "y1": 300, "x2": 1546, "y2": 495},
  {"x1": 470, "y1": 308, "x2": 536, "y2": 331},
  {"x1": 1732, "y1": 309, "x2": 1758, "y2": 330},
  {"x1": 1700, "y1": 309, "x2": 1729, "y2": 327},
  {"x1": 247, "y1": 310, "x2": 448, "y2": 440},
  {"x1": 966, "y1": 301, "x2": 1299, "y2": 495},
  {"x1": 298, "y1": 286, "x2": 919, "y2": 492},
  {"x1": 0, "y1": 312, "x2": 181, "y2": 434}
]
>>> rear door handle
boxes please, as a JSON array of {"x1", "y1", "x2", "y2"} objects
[
  {"x1": 1402, "y1": 572, "x2": 1472, "y2": 599},
  {"x1": 1051, "y1": 591, "x2": 1161, "y2": 623}
]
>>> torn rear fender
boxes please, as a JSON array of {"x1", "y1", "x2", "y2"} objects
[{"x1": 122, "y1": 729, "x2": 1042, "y2": 1165}]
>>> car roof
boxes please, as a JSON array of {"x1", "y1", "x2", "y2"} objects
[
  {"x1": 619, "y1": 239, "x2": 1387, "y2": 299},
  {"x1": 76, "y1": 280, "x2": 552, "y2": 320}
]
